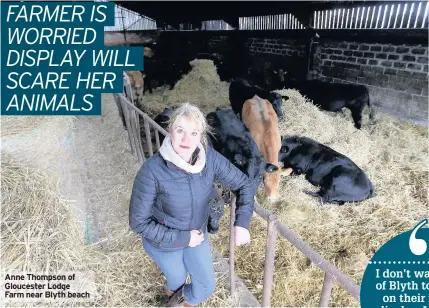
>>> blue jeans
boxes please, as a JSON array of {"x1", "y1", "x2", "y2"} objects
[{"x1": 143, "y1": 230, "x2": 216, "y2": 305}]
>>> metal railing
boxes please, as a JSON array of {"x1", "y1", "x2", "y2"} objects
[
  {"x1": 239, "y1": 14, "x2": 306, "y2": 30},
  {"x1": 114, "y1": 74, "x2": 167, "y2": 165},
  {"x1": 229, "y1": 198, "x2": 360, "y2": 307},
  {"x1": 116, "y1": 78, "x2": 361, "y2": 307},
  {"x1": 314, "y1": 1, "x2": 428, "y2": 29}
]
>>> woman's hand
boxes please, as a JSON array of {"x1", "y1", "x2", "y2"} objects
[
  {"x1": 234, "y1": 226, "x2": 251, "y2": 246},
  {"x1": 189, "y1": 230, "x2": 204, "y2": 247}
]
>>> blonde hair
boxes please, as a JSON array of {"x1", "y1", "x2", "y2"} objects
[{"x1": 167, "y1": 103, "x2": 212, "y2": 149}]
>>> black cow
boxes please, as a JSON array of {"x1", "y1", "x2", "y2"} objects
[
  {"x1": 153, "y1": 106, "x2": 179, "y2": 144},
  {"x1": 278, "y1": 136, "x2": 376, "y2": 204},
  {"x1": 279, "y1": 77, "x2": 373, "y2": 129},
  {"x1": 207, "y1": 187, "x2": 225, "y2": 234},
  {"x1": 142, "y1": 58, "x2": 192, "y2": 94},
  {"x1": 229, "y1": 78, "x2": 288, "y2": 120},
  {"x1": 206, "y1": 108, "x2": 278, "y2": 196}
]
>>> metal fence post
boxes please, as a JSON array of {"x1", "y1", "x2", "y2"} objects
[
  {"x1": 319, "y1": 273, "x2": 334, "y2": 307},
  {"x1": 262, "y1": 215, "x2": 277, "y2": 307},
  {"x1": 229, "y1": 194, "x2": 237, "y2": 295}
]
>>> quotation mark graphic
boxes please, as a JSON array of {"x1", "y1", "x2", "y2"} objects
[{"x1": 409, "y1": 218, "x2": 428, "y2": 256}]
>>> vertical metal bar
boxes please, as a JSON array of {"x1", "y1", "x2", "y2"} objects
[
  {"x1": 134, "y1": 112, "x2": 144, "y2": 163},
  {"x1": 155, "y1": 130, "x2": 161, "y2": 151},
  {"x1": 337, "y1": 8, "x2": 341, "y2": 28},
  {"x1": 229, "y1": 194, "x2": 237, "y2": 295},
  {"x1": 350, "y1": 8, "x2": 355, "y2": 28},
  {"x1": 414, "y1": 2, "x2": 422, "y2": 28},
  {"x1": 262, "y1": 216, "x2": 278, "y2": 307},
  {"x1": 120, "y1": 97, "x2": 136, "y2": 157},
  {"x1": 341, "y1": 8, "x2": 346, "y2": 28},
  {"x1": 387, "y1": 4, "x2": 394, "y2": 28},
  {"x1": 370, "y1": 6, "x2": 376, "y2": 28},
  {"x1": 115, "y1": 94, "x2": 126, "y2": 129},
  {"x1": 355, "y1": 7, "x2": 360, "y2": 28},
  {"x1": 360, "y1": 7, "x2": 365, "y2": 28},
  {"x1": 324, "y1": 11, "x2": 328, "y2": 29},
  {"x1": 422, "y1": 2, "x2": 429, "y2": 28},
  {"x1": 400, "y1": 3, "x2": 408, "y2": 28},
  {"x1": 394, "y1": 4, "x2": 400, "y2": 28},
  {"x1": 333, "y1": 9, "x2": 336, "y2": 28},
  {"x1": 316, "y1": 11, "x2": 320, "y2": 29},
  {"x1": 314, "y1": 11, "x2": 317, "y2": 28},
  {"x1": 381, "y1": 4, "x2": 388, "y2": 28},
  {"x1": 407, "y1": 2, "x2": 415, "y2": 28},
  {"x1": 328, "y1": 10, "x2": 332, "y2": 28},
  {"x1": 375, "y1": 5, "x2": 382, "y2": 28},
  {"x1": 143, "y1": 115, "x2": 153, "y2": 157},
  {"x1": 319, "y1": 273, "x2": 335, "y2": 307}
]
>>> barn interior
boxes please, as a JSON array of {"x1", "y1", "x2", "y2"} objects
[{"x1": 2, "y1": 1, "x2": 428, "y2": 307}]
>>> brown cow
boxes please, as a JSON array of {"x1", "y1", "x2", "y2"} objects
[
  {"x1": 124, "y1": 71, "x2": 144, "y2": 108},
  {"x1": 144, "y1": 47, "x2": 154, "y2": 58},
  {"x1": 242, "y1": 95, "x2": 292, "y2": 201}
]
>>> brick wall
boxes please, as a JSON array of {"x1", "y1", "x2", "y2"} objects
[
  {"x1": 248, "y1": 38, "x2": 306, "y2": 57},
  {"x1": 317, "y1": 41, "x2": 428, "y2": 123}
]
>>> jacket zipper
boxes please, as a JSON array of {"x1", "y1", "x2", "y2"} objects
[{"x1": 187, "y1": 173, "x2": 193, "y2": 230}]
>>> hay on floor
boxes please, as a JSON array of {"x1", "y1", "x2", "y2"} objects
[
  {"x1": 141, "y1": 59, "x2": 231, "y2": 117},
  {"x1": 138, "y1": 61, "x2": 427, "y2": 306},
  {"x1": 213, "y1": 88, "x2": 427, "y2": 307},
  {"x1": 1, "y1": 95, "x2": 238, "y2": 307}
]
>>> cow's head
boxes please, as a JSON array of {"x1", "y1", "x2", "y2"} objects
[
  {"x1": 268, "y1": 92, "x2": 288, "y2": 120},
  {"x1": 264, "y1": 165, "x2": 281, "y2": 201},
  {"x1": 144, "y1": 47, "x2": 154, "y2": 58},
  {"x1": 278, "y1": 136, "x2": 302, "y2": 165},
  {"x1": 233, "y1": 135, "x2": 267, "y2": 196}
]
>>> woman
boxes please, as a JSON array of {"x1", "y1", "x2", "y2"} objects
[{"x1": 129, "y1": 103, "x2": 255, "y2": 307}]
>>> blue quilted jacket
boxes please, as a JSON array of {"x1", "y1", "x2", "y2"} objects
[{"x1": 129, "y1": 146, "x2": 255, "y2": 251}]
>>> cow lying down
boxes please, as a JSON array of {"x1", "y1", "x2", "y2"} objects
[{"x1": 279, "y1": 136, "x2": 376, "y2": 204}]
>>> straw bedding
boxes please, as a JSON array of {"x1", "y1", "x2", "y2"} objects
[
  {"x1": 143, "y1": 60, "x2": 427, "y2": 306},
  {"x1": 141, "y1": 59, "x2": 231, "y2": 117},
  {"x1": 1, "y1": 59, "x2": 427, "y2": 307},
  {"x1": 1, "y1": 94, "x2": 238, "y2": 307}
]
